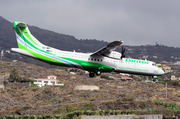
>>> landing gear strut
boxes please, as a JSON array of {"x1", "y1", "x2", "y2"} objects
[
  {"x1": 89, "y1": 69, "x2": 103, "y2": 78},
  {"x1": 152, "y1": 75, "x2": 158, "y2": 82},
  {"x1": 89, "y1": 72, "x2": 95, "y2": 78}
]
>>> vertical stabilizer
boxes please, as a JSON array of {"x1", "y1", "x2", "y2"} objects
[{"x1": 13, "y1": 21, "x2": 43, "y2": 49}]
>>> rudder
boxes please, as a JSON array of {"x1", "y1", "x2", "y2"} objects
[{"x1": 13, "y1": 21, "x2": 43, "y2": 49}]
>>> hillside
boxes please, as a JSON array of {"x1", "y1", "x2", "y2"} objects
[{"x1": 0, "y1": 61, "x2": 180, "y2": 116}]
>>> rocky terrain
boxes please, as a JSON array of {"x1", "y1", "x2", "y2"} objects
[{"x1": 0, "y1": 62, "x2": 180, "y2": 115}]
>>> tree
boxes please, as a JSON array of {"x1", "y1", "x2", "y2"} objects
[{"x1": 9, "y1": 67, "x2": 20, "y2": 82}]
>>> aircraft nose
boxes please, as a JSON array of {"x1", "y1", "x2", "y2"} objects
[{"x1": 160, "y1": 69, "x2": 165, "y2": 75}]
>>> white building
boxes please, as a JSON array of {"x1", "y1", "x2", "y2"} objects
[{"x1": 34, "y1": 75, "x2": 64, "y2": 87}]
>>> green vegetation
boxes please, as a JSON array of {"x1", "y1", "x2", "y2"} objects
[
  {"x1": 81, "y1": 103, "x2": 95, "y2": 111},
  {"x1": 1, "y1": 70, "x2": 6, "y2": 73},
  {"x1": 100, "y1": 75, "x2": 114, "y2": 80},
  {"x1": 2, "y1": 101, "x2": 180, "y2": 119},
  {"x1": 0, "y1": 63, "x2": 8, "y2": 66},
  {"x1": 15, "y1": 106, "x2": 32, "y2": 114},
  {"x1": 68, "y1": 91, "x2": 73, "y2": 95},
  {"x1": 122, "y1": 98, "x2": 134, "y2": 101},
  {"x1": 9, "y1": 67, "x2": 33, "y2": 83},
  {"x1": 43, "y1": 89, "x2": 52, "y2": 93},
  {"x1": 53, "y1": 105, "x2": 76, "y2": 114}
]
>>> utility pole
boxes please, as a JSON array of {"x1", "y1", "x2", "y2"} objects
[
  {"x1": 166, "y1": 82, "x2": 167, "y2": 98},
  {"x1": 0, "y1": 50, "x2": 3, "y2": 63}
]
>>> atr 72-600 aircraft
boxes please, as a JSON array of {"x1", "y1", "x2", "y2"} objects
[{"x1": 11, "y1": 21, "x2": 164, "y2": 78}]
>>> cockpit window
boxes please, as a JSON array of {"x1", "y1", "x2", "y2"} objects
[{"x1": 152, "y1": 63, "x2": 156, "y2": 66}]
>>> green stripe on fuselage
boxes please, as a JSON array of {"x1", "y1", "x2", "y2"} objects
[
  {"x1": 18, "y1": 43, "x2": 69, "y2": 67},
  {"x1": 62, "y1": 57, "x2": 114, "y2": 72}
]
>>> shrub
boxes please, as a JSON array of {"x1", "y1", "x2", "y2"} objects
[
  {"x1": 43, "y1": 114, "x2": 52, "y2": 119},
  {"x1": 82, "y1": 103, "x2": 95, "y2": 111},
  {"x1": 1, "y1": 70, "x2": 5, "y2": 73},
  {"x1": 5, "y1": 115, "x2": 14, "y2": 119},
  {"x1": 53, "y1": 106, "x2": 66, "y2": 114},
  {"x1": 100, "y1": 75, "x2": 112, "y2": 80},
  {"x1": 15, "y1": 106, "x2": 32, "y2": 114},
  {"x1": 54, "y1": 114, "x2": 61, "y2": 119},
  {"x1": 152, "y1": 107, "x2": 174, "y2": 117},
  {"x1": 14, "y1": 115, "x2": 21, "y2": 119},
  {"x1": 66, "y1": 112, "x2": 74, "y2": 118},
  {"x1": 29, "y1": 115, "x2": 36, "y2": 119},
  {"x1": 43, "y1": 89, "x2": 52, "y2": 93},
  {"x1": 0, "y1": 63, "x2": 7, "y2": 66},
  {"x1": 37, "y1": 115, "x2": 43, "y2": 119},
  {"x1": 53, "y1": 105, "x2": 76, "y2": 114},
  {"x1": 66, "y1": 105, "x2": 76, "y2": 112},
  {"x1": 139, "y1": 101, "x2": 146, "y2": 108},
  {"x1": 22, "y1": 115, "x2": 29, "y2": 119},
  {"x1": 73, "y1": 110, "x2": 82, "y2": 117},
  {"x1": 90, "y1": 98, "x2": 96, "y2": 101},
  {"x1": 104, "y1": 110, "x2": 110, "y2": 115},
  {"x1": 68, "y1": 91, "x2": 73, "y2": 95},
  {"x1": 0, "y1": 115, "x2": 4, "y2": 119},
  {"x1": 137, "y1": 79, "x2": 142, "y2": 82},
  {"x1": 122, "y1": 98, "x2": 134, "y2": 101},
  {"x1": 49, "y1": 98, "x2": 57, "y2": 102}
]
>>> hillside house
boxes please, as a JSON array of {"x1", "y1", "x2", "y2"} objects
[
  {"x1": 170, "y1": 75, "x2": 180, "y2": 81},
  {"x1": 174, "y1": 61, "x2": 180, "y2": 65},
  {"x1": 5, "y1": 50, "x2": 10, "y2": 53},
  {"x1": 162, "y1": 65, "x2": 171, "y2": 70},
  {"x1": 0, "y1": 84, "x2": 4, "y2": 91},
  {"x1": 34, "y1": 75, "x2": 64, "y2": 87}
]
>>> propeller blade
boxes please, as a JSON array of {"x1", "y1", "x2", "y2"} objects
[{"x1": 120, "y1": 45, "x2": 126, "y2": 59}]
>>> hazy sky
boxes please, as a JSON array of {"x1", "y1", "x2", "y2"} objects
[{"x1": 1, "y1": 0, "x2": 180, "y2": 47}]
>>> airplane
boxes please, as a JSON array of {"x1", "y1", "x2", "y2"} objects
[{"x1": 11, "y1": 21, "x2": 164, "y2": 78}]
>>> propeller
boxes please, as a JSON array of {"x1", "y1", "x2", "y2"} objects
[{"x1": 121, "y1": 45, "x2": 126, "y2": 59}]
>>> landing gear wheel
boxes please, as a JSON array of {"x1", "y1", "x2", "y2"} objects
[
  {"x1": 89, "y1": 72, "x2": 95, "y2": 78},
  {"x1": 96, "y1": 70, "x2": 101, "y2": 76},
  {"x1": 153, "y1": 78, "x2": 156, "y2": 82}
]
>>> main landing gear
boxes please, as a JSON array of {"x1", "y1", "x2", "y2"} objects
[
  {"x1": 89, "y1": 69, "x2": 103, "y2": 78},
  {"x1": 89, "y1": 72, "x2": 95, "y2": 78}
]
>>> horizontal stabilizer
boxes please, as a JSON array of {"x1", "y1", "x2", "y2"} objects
[{"x1": 16, "y1": 22, "x2": 27, "y2": 28}]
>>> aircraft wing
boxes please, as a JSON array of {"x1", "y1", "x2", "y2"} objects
[{"x1": 90, "y1": 41, "x2": 123, "y2": 56}]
